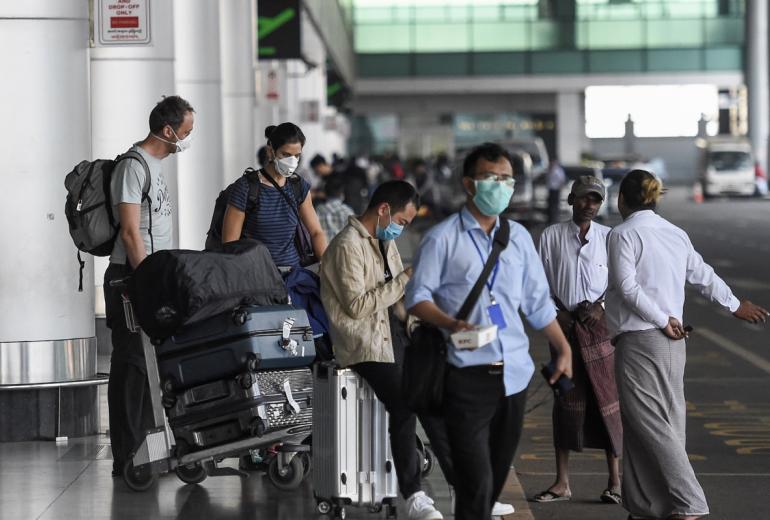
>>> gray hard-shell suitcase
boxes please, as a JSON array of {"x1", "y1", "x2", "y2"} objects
[
  {"x1": 167, "y1": 368, "x2": 313, "y2": 451},
  {"x1": 312, "y1": 363, "x2": 398, "y2": 519},
  {"x1": 155, "y1": 305, "x2": 315, "y2": 391}
]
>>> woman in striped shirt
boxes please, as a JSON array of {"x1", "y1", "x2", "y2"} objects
[{"x1": 222, "y1": 122, "x2": 327, "y2": 268}]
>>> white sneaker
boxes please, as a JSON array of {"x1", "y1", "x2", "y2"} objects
[
  {"x1": 492, "y1": 501, "x2": 515, "y2": 516},
  {"x1": 406, "y1": 491, "x2": 444, "y2": 520}
]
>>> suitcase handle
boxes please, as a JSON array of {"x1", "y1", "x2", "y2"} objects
[{"x1": 232, "y1": 308, "x2": 251, "y2": 326}]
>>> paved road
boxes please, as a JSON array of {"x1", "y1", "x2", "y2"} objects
[{"x1": 517, "y1": 188, "x2": 770, "y2": 520}]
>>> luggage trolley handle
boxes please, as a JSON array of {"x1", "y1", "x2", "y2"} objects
[{"x1": 109, "y1": 277, "x2": 140, "y2": 333}]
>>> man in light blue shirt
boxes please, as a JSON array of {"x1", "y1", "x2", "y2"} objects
[{"x1": 406, "y1": 142, "x2": 572, "y2": 520}]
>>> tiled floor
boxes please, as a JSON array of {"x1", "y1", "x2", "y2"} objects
[{"x1": 0, "y1": 434, "x2": 456, "y2": 520}]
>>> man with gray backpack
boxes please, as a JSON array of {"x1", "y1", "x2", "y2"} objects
[{"x1": 65, "y1": 95, "x2": 194, "y2": 477}]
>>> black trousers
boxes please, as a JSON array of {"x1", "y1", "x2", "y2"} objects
[
  {"x1": 104, "y1": 263, "x2": 154, "y2": 472},
  {"x1": 352, "y1": 337, "x2": 455, "y2": 499},
  {"x1": 443, "y1": 365, "x2": 528, "y2": 520}
]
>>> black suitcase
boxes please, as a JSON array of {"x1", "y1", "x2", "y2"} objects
[
  {"x1": 156, "y1": 305, "x2": 316, "y2": 391},
  {"x1": 129, "y1": 239, "x2": 288, "y2": 340},
  {"x1": 168, "y1": 368, "x2": 313, "y2": 451}
]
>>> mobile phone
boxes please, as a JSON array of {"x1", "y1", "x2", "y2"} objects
[
  {"x1": 684, "y1": 325, "x2": 694, "y2": 333},
  {"x1": 541, "y1": 361, "x2": 576, "y2": 395}
]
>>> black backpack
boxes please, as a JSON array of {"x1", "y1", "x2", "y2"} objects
[
  {"x1": 205, "y1": 168, "x2": 304, "y2": 251},
  {"x1": 64, "y1": 150, "x2": 152, "y2": 290}
]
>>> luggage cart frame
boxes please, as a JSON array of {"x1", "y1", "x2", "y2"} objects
[{"x1": 112, "y1": 279, "x2": 310, "y2": 491}]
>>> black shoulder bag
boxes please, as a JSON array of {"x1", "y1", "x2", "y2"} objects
[{"x1": 403, "y1": 217, "x2": 511, "y2": 414}]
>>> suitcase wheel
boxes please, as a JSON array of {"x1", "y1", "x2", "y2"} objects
[
  {"x1": 333, "y1": 505, "x2": 346, "y2": 519},
  {"x1": 122, "y1": 459, "x2": 158, "y2": 492},
  {"x1": 316, "y1": 500, "x2": 332, "y2": 515},
  {"x1": 175, "y1": 462, "x2": 207, "y2": 485},
  {"x1": 385, "y1": 504, "x2": 397, "y2": 519},
  {"x1": 267, "y1": 455, "x2": 304, "y2": 491},
  {"x1": 368, "y1": 504, "x2": 383, "y2": 513}
]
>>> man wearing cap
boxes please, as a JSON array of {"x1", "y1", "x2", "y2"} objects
[{"x1": 534, "y1": 176, "x2": 623, "y2": 505}]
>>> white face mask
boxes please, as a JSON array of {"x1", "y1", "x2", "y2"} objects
[
  {"x1": 170, "y1": 127, "x2": 192, "y2": 153},
  {"x1": 154, "y1": 126, "x2": 192, "y2": 153},
  {"x1": 275, "y1": 155, "x2": 299, "y2": 177}
]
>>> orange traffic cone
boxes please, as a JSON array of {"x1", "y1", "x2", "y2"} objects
[{"x1": 692, "y1": 182, "x2": 704, "y2": 204}]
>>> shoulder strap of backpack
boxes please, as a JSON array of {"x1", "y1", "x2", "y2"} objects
[
  {"x1": 116, "y1": 150, "x2": 155, "y2": 253},
  {"x1": 243, "y1": 168, "x2": 262, "y2": 215}
]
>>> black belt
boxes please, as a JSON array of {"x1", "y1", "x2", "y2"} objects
[{"x1": 448, "y1": 362, "x2": 504, "y2": 375}]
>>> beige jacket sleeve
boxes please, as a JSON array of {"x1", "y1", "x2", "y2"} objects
[{"x1": 323, "y1": 238, "x2": 409, "y2": 320}]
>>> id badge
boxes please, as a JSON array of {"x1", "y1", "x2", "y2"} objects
[{"x1": 487, "y1": 303, "x2": 507, "y2": 330}]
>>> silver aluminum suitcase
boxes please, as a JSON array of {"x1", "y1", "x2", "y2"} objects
[{"x1": 312, "y1": 363, "x2": 398, "y2": 519}]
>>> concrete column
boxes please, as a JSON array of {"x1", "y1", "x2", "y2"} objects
[
  {"x1": 220, "y1": 0, "x2": 256, "y2": 184},
  {"x1": 91, "y1": 0, "x2": 176, "y2": 318},
  {"x1": 174, "y1": 0, "x2": 224, "y2": 249},
  {"x1": 746, "y1": 0, "x2": 769, "y2": 173},
  {"x1": 556, "y1": 91, "x2": 584, "y2": 164},
  {"x1": 0, "y1": 0, "x2": 98, "y2": 439}
]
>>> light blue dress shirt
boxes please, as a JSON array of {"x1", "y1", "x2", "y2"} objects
[{"x1": 406, "y1": 207, "x2": 556, "y2": 395}]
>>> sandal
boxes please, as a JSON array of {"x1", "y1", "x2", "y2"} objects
[
  {"x1": 600, "y1": 488, "x2": 622, "y2": 504},
  {"x1": 532, "y1": 490, "x2": 571, "y2": 503}
]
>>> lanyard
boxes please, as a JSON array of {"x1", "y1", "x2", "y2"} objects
[{"x1": 467, "y1": 230, "x2": 500, "y2": 301}]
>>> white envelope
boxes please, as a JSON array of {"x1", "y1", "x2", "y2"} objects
[{"x1": 450, "y1": 325, "x2": 498, "y2": 350}]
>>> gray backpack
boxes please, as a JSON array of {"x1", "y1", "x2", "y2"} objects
[{"x1": 64, "y1": 150, "x2": 151, "y2": 290}]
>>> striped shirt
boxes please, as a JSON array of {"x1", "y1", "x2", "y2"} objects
[{"x1": 228, "y1": 175, "x2": 310, "y2": 267}]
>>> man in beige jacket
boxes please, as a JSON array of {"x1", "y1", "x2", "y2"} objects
[{"x1": 320, "y1": 180, "x2": 443, "y2": 520}]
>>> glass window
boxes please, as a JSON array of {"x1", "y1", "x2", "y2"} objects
[
  {"x1": 472, "y1": 22, "x2": 529, "y2": 51},
  {"x1": 646, "y1": 19, "x2": 704, "y2": 47},
  {"x1": 578, "y1": 20, "x2": 644, "y2": 49},
  {"x1": 355, "y1": 24, "x2": 412, "y2": 52},
  {"x1": 414, "y1": 23, "x2": 469, "y2": 52},
  {"x1": 709, "y1": 151, "x2": 752, "y2": 171}
]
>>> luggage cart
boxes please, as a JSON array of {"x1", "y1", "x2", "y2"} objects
[{"x1": 111, "y1": 278, "x2": 311, "y2": 492}]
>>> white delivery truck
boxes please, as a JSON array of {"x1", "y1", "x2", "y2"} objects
[{"x1": 697, "y1": 138, "x2": 755, "y2": 198}]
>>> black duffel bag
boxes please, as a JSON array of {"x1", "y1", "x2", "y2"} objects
[
  {"x1": 128, "y1": 239, "x2": 288, "y2": 340},
  {"x1": 403, "y1": 218, "x2": 509, "y2": 414}
]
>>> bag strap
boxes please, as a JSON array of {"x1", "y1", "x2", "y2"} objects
[
  {"x1": 242, "y1": 168, "x2": 262, "y2": 214},
  {"x1": 259, "y1": 168, "x2": 303, "y2": 219},
  {"x1": 455, "y1": 217, "x2": 510, "y2": 321},
  {"x1": 116, "y1": 150, "x2": 154, "y2": 253}
]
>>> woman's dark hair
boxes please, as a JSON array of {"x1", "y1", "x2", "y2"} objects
[
  {"x1": 367, "y1": 180, "x2": 420, "y2": 213},
  {"x1": 462, "y1": 142, "x2": 513, "y2": 178},
  {"x1": 619, "y1": 169, "x2": 663, "y2": 210},
  {"x1": 265, "y1": 122, "x2": 306, "y2": 151},
  {"x1": 149, "y1": 95, "x2": 195, "y2": 133}
]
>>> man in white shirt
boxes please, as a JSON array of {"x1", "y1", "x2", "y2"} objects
[
  {"x1": 607, "y1": 169, "x2": 768, "y2": 520},
  {"x1": 536, "y1": 177, "x2": 622, "y2": 505}
]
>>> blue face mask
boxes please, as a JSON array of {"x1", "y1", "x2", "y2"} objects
[
  {"x1": 375, "y1": 208, "x2": 404, "y2": 241},
  {"x1": 473, "y1": 179, "x2": 515, "y2": 216}
]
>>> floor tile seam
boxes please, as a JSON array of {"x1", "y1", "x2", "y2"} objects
[{"x1": 34, "y1": 459, "x2": 94, "y2": 520}]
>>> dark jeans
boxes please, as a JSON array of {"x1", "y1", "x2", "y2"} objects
[
  {"x1": 104, "y1": 263, "x2": 153, "y2": 472},
  {"x1": 443, "y1": 365, "x2": 528, "y2": 520},
  {"x1": 352, "y1": 335, "x2": 455, "y2": 499}
]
